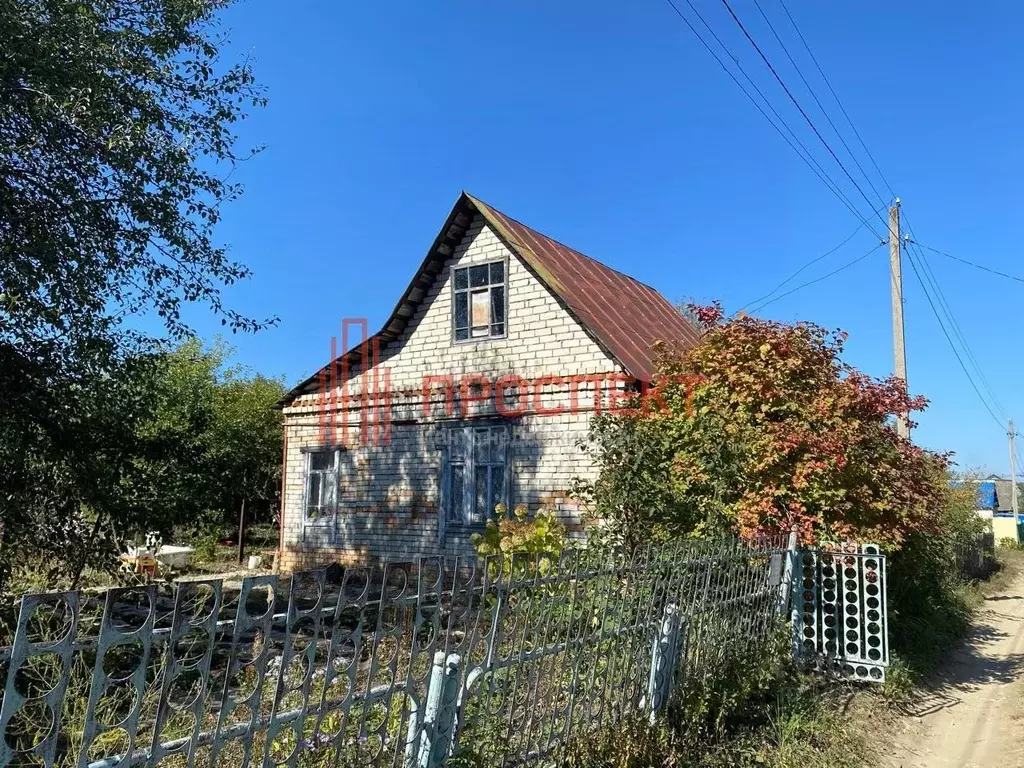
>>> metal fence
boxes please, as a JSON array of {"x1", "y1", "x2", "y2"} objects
[
  {"x1": 0, "y1": 537, "x2": 787, "y2": 768},
  {"x1": 790, "y1": 544, "x2": 888, "y2": 683}
]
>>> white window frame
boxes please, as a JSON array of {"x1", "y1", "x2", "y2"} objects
[
  {"x1": 442, "y1": 422, "x2": 511, "y2": 527},
  {"x1": 451, "y1": 259, "x2": 508, "y2": 343},
  {"x1": 303, "y1": 448, "x2": 340, "y2": 525}
]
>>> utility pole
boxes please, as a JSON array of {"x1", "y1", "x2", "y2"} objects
[
  {"x1": 889, "y1": 199, "x2": 909, "y2": 438},
  {"x1": 1010, "y1": 421, "x2": 1019, "y2": 541}
]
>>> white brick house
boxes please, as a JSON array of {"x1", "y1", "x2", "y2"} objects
[{"x1": 276, "y1": 193, "x2": 698, "y2": 571}]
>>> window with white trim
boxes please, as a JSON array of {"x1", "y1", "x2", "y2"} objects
[
  {"x1": 452, "y1": 261, "x2": 506, "y2": 341},
  {"x1": 304, "y1": 449, "x2": 338, "y2": 522},
  {"x1": 446, "y1": 424, "x2": 509, "y2": 525}
]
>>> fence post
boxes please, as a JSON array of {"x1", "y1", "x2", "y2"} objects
[
  {"x1": 777, "y1": 526, "x2": 799, "y2": 617},
  {"x1": 647, "y1": 602, "x2": 682, "y2": 722},
  {"x1": 418, "y1": 651, "x2": 462, "y2": 768}
]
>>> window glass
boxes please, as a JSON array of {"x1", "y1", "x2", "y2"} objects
[
  {"x1": 474, "y1": 427, "x2": 491, "y2": 464},
  {"x1": 454, "y1": 292, "x2": 468, "y2": 330},
  {"x1": 475, "y1": 467, "x2": 490, "y2": 521},
  {"x1": 452, "y1": 261, "x2": 506, "y2": 341},
  {"x1": 490, "y1": 287, "x2": 504, "y2": 331},
  {"x1": 469, "y1": 264, "x2": 489, "y2": 287},
  {"x1": 449, "y1": 463, "x2": 465, "y2": 522},
  {"x1": 305, "y1": 450, "x2": 337, "y2": 522},
  {"x1": 445, "y1": 424, "x2": 509, "y2": 525},
  {"x1": 310, "y1": 451, "x2": 333, "y2": 471},
  {"x1": 491, "y1": 470, "x2": 505, "y2": 511}
]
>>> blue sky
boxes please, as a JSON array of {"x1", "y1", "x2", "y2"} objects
[{"x1": 189, "y1": 1, "x2": 1023, "y2": 473}]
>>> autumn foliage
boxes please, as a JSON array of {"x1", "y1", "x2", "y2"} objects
[{"x1": 579, "y1": 303, "x2": 948, "y2": 550}]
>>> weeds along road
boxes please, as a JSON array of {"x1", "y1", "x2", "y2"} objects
[{"x1": 883, "y1": 557, "x2": 1024, "y2": 768}]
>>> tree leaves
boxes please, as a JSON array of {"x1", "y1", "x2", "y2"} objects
[
  {"x1": 580, "y1": 307, "x2": 948, "y2": 550},
  {"x1": 0, "y1": 1, "x2": 272, "y2": 588}
]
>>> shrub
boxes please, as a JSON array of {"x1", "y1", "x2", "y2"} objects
[
  {"x1": 576, "y1": 305, "x2": 949, "y2": 550},
  {"x1": 559, "y1": 632, "x2": 866, "y2": 768},
  {"x1": 886, "y1": 476, "x2": 991, "y2": 677},
  {"x1": 471, "y1": 504, "x2": 568, "y2": 567}
]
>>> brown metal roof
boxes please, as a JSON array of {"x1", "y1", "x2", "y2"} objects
[
  {"x1": 280, "y1": 192, "x2": 699, "y2": 405},
  {"x1": 468, "y1": 194, "x2": 700, "y2": 381}
]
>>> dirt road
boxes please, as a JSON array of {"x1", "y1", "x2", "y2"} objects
[{"x1": 882, "y1": 561, "x2": 1024, "y2": 768}]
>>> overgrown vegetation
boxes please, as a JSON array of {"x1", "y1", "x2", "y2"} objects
[
  {"x1": 0, "y1": 338, "x2": 284, "y2": 593},
  {"x1": 884, "y1": 476, "x2": 989, "y2": 684},
  {"x1": 560, "y1": 636, "x2": 869, "y2": 768},
  {"x1": 564, "y1": 305, "x2": 999, "y2": 763},
  {"x1": 575, "y1": 303, "x2": 948, "y2": 550},
  {"x1": 0, "y1": 0, "x2": 271, "y2": 591}
]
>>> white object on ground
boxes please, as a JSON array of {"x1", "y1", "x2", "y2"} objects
[
  {"x1": 247, "y1": 555, "x2": 262, "y2": 570},
  {"x1": 124, "y1": 544, "x2": 195, "y2": 570}
]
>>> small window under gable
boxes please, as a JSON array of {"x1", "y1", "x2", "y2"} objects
[{"x1": 452, "y1": 261, "x2": 506, "y2": 342}]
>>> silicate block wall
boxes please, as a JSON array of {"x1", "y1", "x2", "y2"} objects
[{"x1": 278, "y1": 215, "x2": 624, "y2": 572}]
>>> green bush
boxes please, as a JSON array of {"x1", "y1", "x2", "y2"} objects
[
  {"x1": 885, "y1": 477, "x2": 991, "y2": 678},
  {"x1": 559, "y1": 634, "x2": 866, "y2": 768}
]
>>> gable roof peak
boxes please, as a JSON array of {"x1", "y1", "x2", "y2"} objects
[{"x1": 280, "y1": 192, "x2": 699, "y2": 405}]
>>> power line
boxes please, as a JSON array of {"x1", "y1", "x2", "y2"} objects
[
  {"x1": 748, "y1": 243, "x2": 884, "y2": 315},
  {"x1": 774, "y1": 0, "x2": 897, "y2": 200},
  {"x1": 661, "y1": 0, "x2": 884, "y2": 238},
  {"x1": 748, "y1": 0, "x2": 888, "y2": 209},
  {"x1": 735, "y1": 206, "x2": 884, "y2": 315},
  {"x1": 717, "y1": 0, "x2": 888, "y2": 231},
  {"x1": 901, "y1": 245, "x2": 1006, "y2": 430},
  {"x1": 914, "y1": 242, "x2": 1024, "y2": 285},
  {"x1": 900, "y1": 212, "x2": 1010, "y2": 423},
  {"x1": 912, "y1": 241, "x2": 1009, "y2": 423}
]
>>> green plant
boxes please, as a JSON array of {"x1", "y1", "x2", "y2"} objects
[
  {"x1": 471, "y1": 504, "x2": 569, "y2": 572},
  {"x1": 885, "y1": 473, "x2": 994, "y2": 679},
  {"x1": 186, "y1": 524, "x2": 222, "y2": 564},
  {"x1": 576, "y1": 304, "x2": 950, "y2": 550},
  {"x1": 559, "y1": 633, "x2": 868, "y2": 768},
  {"x1": 999, "y1": 537, "x2": 1023, "y2": 550}
]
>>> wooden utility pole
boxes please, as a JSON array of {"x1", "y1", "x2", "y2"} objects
[
  {"x1": 1010, "y1": 422, "x2": 1019, "y2": 541},
  {"x1": 889, "y1": 199, "x2": 909, "y2": 438}
]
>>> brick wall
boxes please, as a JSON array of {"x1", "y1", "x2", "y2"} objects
[{"x1": 278, "y1": 215, "x2": 624, "y2": 572}]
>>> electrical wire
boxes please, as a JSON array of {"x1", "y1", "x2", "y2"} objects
[
  {"x1": 774, "y1": 0, "x2": 897, "y2": 200},
  {"x1": 661, "y1": 0, "x2": 885, "y2": 239},
  {"x1": 747, "y1": 243, "x2": 884, "y2": 315},
  {"x1": 914, "y1": 243, "x2": 1024, "y2": 285},
  {"x1": 901, "y1": 245, "x2": 1006, "y2": 430},
  {"x1": 901, "y1": 212, "x2": 1010, "y2": 423},
  {"x1": 748, "y1": 0, "x2": 888, "y2": 209},
  {"x1": 717, "y1": 0, "x2": 889, "y2": 233},
  {"x1": 913, "y1": 241, "x2": 1009, "y2": 423},
  {"x1": 734, "y1": 205, "x2": 885, "y2": 315}
]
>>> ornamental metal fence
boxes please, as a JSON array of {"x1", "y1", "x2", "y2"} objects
[{"x1": 0, "y1": 537, "x2": 790, "y2": 768}]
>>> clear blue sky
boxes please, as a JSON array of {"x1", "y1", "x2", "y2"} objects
[{"x1": 190, "y1": 0, "x2": 1023, "y2": 474}]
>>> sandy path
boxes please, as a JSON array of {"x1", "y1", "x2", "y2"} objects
[{"x1": 882, "y1": 563, "x2": 1024, "y2": 768}]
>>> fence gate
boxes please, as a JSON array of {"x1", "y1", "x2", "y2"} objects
[{"x1": 791, "y1": 544, "x2": 888, "y2": 682}]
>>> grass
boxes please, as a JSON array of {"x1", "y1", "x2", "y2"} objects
[{"x1": 557, "y1": 633, "x2": 878, "y2": 768}]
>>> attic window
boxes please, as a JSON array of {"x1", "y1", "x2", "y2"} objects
[{"x1": 452, "y1": 261, "x2": 506, "y2": 342}]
